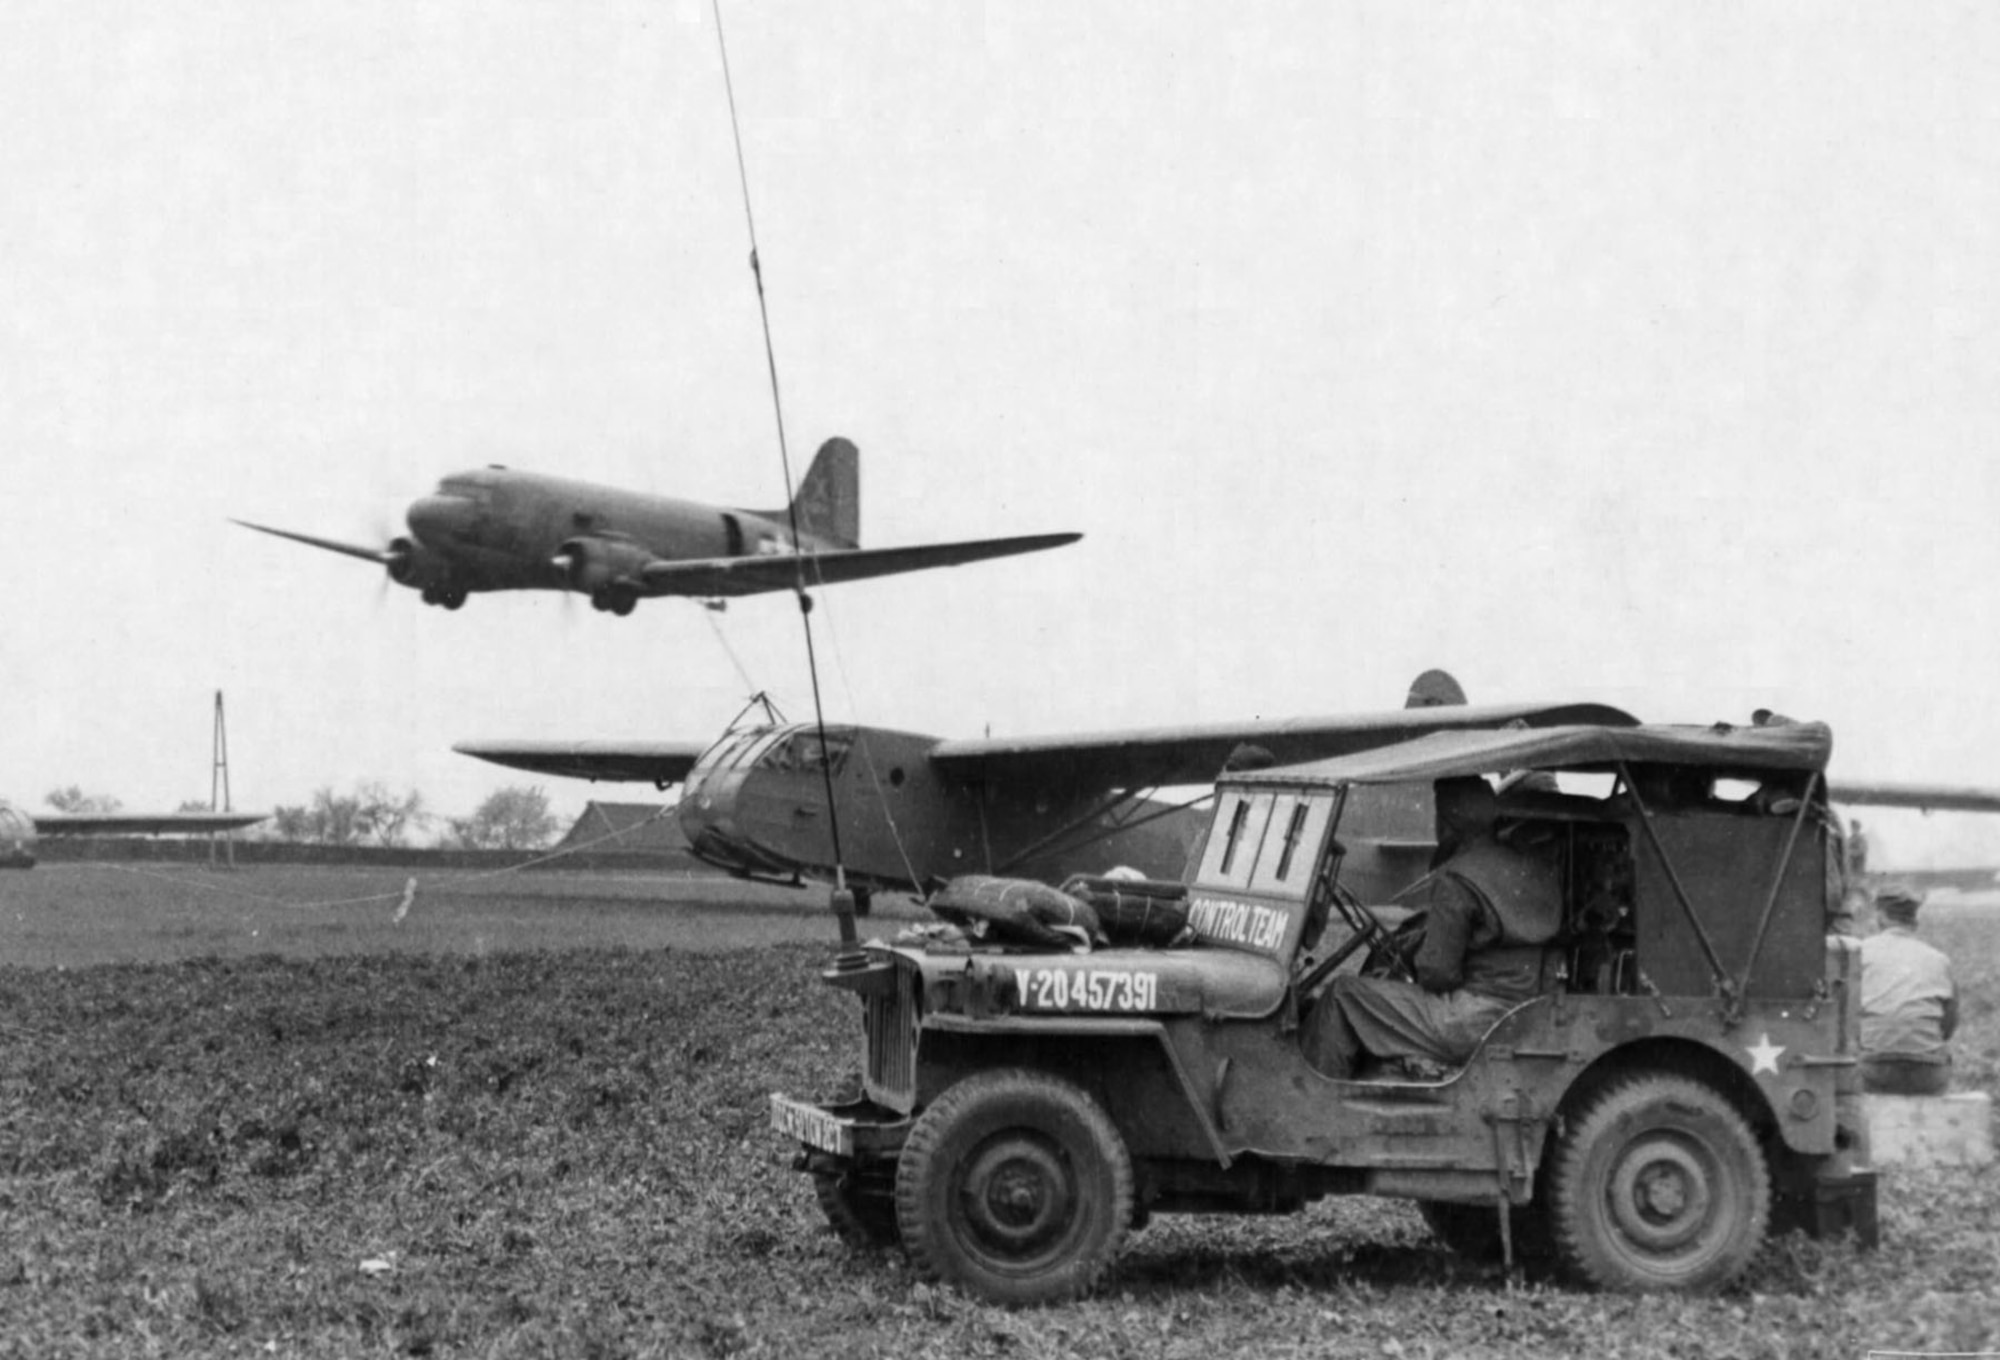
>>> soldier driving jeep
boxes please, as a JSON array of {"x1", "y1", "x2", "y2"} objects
[{"x1": 1302, "y1": 774, "x2": 1563, "y2": 1079}]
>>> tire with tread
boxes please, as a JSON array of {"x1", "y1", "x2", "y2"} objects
[
  {"x1": 895, "y1": 1068, "x2": 1131, "y2": 1305},
  {"x1": 1545, "y1": 1071, "x2": 1770, "y2": 1293}
]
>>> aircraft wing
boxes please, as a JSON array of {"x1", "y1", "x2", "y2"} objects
[
  {"x1": 452, "y1": 740, "x2": 710, "y2": 786},
  {"x1": 927, "y1": 701, "x2": 1641, "y2": 790},
  {"x1": 33, "y1": 811, "x2": 270, "y2": 836},
  {"x1": 1862, "y1": 867, "x2": 2000, "y2": 892},
  {"x1": 637, "y1": 533, "x2": 1082, "y2": 598},
  {"x1": 1827, "y1": 780, "x2": 2000, "y2": 814},
  {"x1": 229, "y1": 520, "x2": 401, "y2": 565}
]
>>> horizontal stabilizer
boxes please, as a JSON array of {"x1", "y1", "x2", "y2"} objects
[
  {"x1": 639, "y1": 532, "x2": 1081, "y2": 599},
  {"x1": 454, "y1": 740, "x2": 710, "y2": 787}
]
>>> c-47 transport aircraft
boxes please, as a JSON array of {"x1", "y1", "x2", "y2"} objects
[
  {"x1": 234, "y1": 438, "x2": 1080, "y2": 616},
  {"x1": 0, "y1": 800, "x2": 268, "y2": 869}
]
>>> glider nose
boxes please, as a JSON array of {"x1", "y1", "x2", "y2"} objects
[
  {"x1": 406, "y1": 494, "x2": 472, "y2": 544},
  {"x1": 678, "y1": 799, "x2": 781, "y2": 877}
]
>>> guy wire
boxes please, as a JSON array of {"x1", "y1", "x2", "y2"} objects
[
  {"x1": 709, "y1": 0, "x2": 846, "y2": 881},
  {"x1": 701, "y1": 605, "x2": 759, "y2": 696}
]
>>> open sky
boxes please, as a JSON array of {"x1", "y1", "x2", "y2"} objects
[{"x1": 5, "y1": 2, "x2": 1999, "y2": 865}]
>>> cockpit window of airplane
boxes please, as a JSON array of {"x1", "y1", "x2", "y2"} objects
[
  {"x1": 436, "y1": 478, "x2": 495, "y2": 505},
  {"x1": 766, "y1": 730, "x2": 853, "y2": 775}
]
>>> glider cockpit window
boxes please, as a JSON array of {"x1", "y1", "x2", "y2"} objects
[
  {"x1": 693, "y1": 729, "x2": 767, "y2": 775},
  {"x1": 764, "y1": 730, "x2": 853, "y2": 775}
]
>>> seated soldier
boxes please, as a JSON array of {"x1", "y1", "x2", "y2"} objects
[
  {"x1": 1304, "y1": 776, "x2": 1562, "y2": 1079},
  {"x1": 1860, "y1": 884, "x2": 1958, "y2": 1095}
]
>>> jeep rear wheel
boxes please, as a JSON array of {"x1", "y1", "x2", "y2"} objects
[
  {"x1": 1546, "y1": 1072, "x2": 1770, "y2": 1292},
  {"x1": 895, "y1": 1069, "x2": 1131, "y2": 1305}
]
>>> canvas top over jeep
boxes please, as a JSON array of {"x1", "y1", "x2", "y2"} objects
[{"x1": 771, "y1": 715, "x2": 1876, "y2": 1305}]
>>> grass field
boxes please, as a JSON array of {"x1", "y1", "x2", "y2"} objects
[
  {"x1": 0, "y1": 867, "x2": 1994, "y2": 1358},
  {"x1": 0, "y1": 864, "x2": 928, "y2": 968}
]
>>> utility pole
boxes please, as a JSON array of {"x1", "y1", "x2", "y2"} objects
[{"x1": 209, "y1": 690, "x2": 236, "y2": 869}]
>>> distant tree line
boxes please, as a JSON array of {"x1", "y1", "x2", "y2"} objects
[
  {"x1": 265, "y1": 783, "x2": 562, "y2": 850},
  {"x1": 47, "y1": 782, "x2": 564, "y2": 851},
  {"x1": 266, "y1": 783, "x2": 430, "y2": 847},
  {"x1": 44, "y1": 786, "x2": 122, "y2": 815},
  {"x1": 443, "y1": 786, "x2": 563, "y2": 851}
]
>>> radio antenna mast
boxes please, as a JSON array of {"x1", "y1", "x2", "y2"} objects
[
  {"x1": 209, "y1": 689, "x2": 237, "y2": 870},
  {"x1": 709, "y1": 0, "x2": 861, "y2": 947}
]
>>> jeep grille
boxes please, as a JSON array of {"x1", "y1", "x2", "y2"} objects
[{"x1": 863, "y1": 959, "x2": 920, "y2": 1110}]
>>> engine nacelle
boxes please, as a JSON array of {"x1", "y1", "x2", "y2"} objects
[
  {"x1": 551, "y1": 536, "x2": 655, "y2": 594},
  {"x1": 386, "y1": 536, "x2": 457, "y2": 592}
]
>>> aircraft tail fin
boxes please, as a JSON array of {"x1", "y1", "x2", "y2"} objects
[
  {"x1": 789, "y1": 437, "x2": 860, "y2": 548},
  {"x1": 1404, "y1": 669, "x2": 1467, "y2": 708}
]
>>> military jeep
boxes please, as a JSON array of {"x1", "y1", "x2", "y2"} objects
[{"x1": 771, "y1": 718, "x2": 1877, "y2": 1304}]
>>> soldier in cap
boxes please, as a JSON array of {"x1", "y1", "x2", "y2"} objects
[
  {"x1": 1858, "y1": 884, "x2": 1958, "y2": 1095},
  {"x1": 1304, "y1": 776, "x2": 1563, "y2": 1079}
]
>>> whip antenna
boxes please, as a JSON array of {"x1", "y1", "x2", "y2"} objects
[{"x1": 710, "y1": 0, "x2": 850, "y2": 894}]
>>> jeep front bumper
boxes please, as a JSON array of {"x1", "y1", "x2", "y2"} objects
[{"x1": 770, "y1": 1093, "x2": 911, "y2": 1161}]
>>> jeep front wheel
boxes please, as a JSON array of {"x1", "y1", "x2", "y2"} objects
[
  {"x1": 1546, "y1": 1072, "x2": 1770, "y2": 1293},
  {"x1": 894, "y1": 1069, "x2": 1132, "y2": 1305}
]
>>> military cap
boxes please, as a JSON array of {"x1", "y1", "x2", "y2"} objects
[{"x1": 1873, "y1": 883, "x2": 1924, "y2": 924}]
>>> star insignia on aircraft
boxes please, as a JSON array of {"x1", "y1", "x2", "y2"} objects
[{"x1": 1746, "y1": 1033, "x2": 1785, "y2": 1076}]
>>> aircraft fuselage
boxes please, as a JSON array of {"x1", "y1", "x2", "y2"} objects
[
  {"x1": 675, "y1": 724, "x2": 1202, "y2": 891},
  {"x1": 399, "y1": 467, "x2": 841, "y2": 611}
]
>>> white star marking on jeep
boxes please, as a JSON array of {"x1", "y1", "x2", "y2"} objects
[{"x1": 1746, "y1": 1033, "x2": 1785, "y2": 1075}]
